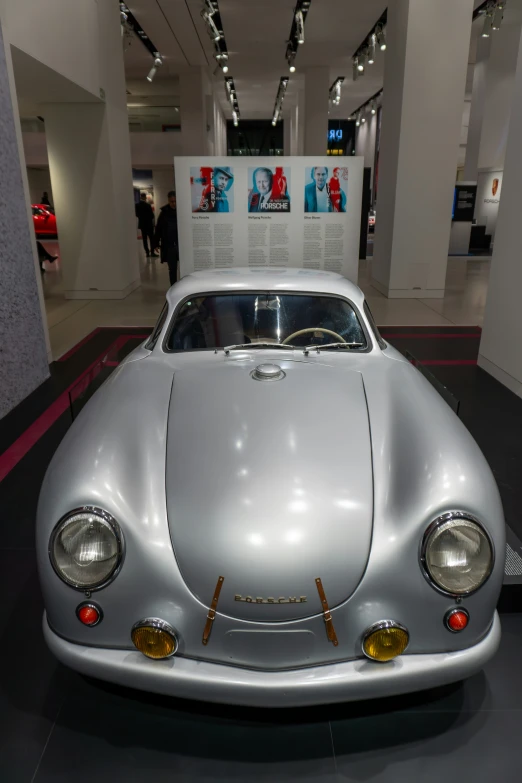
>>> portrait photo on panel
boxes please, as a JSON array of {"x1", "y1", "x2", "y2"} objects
[
  {"x1": 247, "y1": 166, "x2": 291, "y2": 213},
  {"x1": 304, "y1": 166, "x2": 348, "y2": 213},
  {"x1": 190, "y1": 166, "x2": 234, "y2": 213}
]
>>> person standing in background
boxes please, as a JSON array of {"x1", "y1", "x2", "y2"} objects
[
  {"x1": 135, "y1": 192, "x2": 157, "y2": 258},
  {"x1": 154, "y1": 191, "x2": 179, "y2": 286},
  {"x1": 41, "y1": 191, "x2": 51, "y2": 207}
]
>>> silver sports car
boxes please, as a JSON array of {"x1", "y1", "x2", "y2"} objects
[{"x1": 37, "y1": 268, "x2": 505, "y2": 707}]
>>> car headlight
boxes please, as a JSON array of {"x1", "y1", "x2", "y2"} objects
[
  {"x1": 49, "y1": 507, "x2": 123, "y2": 590},
  {"x1": 421, "y1": 512, "x2": 493, "y2": 596}
]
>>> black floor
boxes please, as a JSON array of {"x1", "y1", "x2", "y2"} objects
[{"x1": 1, "y1": 326, "x2": 522, "y2": 782}]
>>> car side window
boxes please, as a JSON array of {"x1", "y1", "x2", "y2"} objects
[
  {"x1": 145, "y1": 303, "x2": 168, "y2": 350},
  {"x1": 364, "y1": 301, "x2": 386, "y2": 349}
]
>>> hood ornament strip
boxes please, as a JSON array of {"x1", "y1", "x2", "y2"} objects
[
  {"x1": 315, "y1": 578, "x2": 339, "y2": 646},
  {"x1": 202, "y1": 575, "x2": 225, "y2": 646}
]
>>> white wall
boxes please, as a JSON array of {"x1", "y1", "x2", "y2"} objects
[
  {"x1": 0, "y1": 0, "x2": 100, "y2": 98},
  {"x1": 478, "y1": 18, "x2": 522, "y2": 395}
]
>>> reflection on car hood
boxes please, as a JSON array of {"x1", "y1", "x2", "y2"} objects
[{"x1": 165, "y1": 358, "x2": 373, "y2": 622}]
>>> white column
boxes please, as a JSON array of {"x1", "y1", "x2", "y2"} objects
[
  {"x1": 372, "y1": 0, "x2": 474, "y2": 298},
  {"x1": 477, "y1": 5, "x2": 522, "y2": 172},
  {"x1": 463, "y1": 35, "x2": 491, "y2": 181},
  {"x1": 43, "y1": 0, "x2": 139, "y2": 299},
  {"x1": 180, "y1": 67, "x2": 207, "y2": 155},
  {"x1": 478, "y1": 20, "x2": 522, "y2": 395},
  {"x1": 284, "y1": 113, "x2": 291, "y2": 155},
  {"x1": 288, "y1": 103, "x2": 299, "y2": 155},
  {"x1": 152, "y1": 168, "x2": 175, "y2": 212},
  {"x1": 303, "y1": 67, "x2": 329, "y2": 155}
]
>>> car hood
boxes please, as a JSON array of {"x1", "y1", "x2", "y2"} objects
[{"x1": 166, "y1": 358, "x2": 373, "y2": 621}]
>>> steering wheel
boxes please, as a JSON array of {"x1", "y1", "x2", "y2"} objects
[{"x1": 282, "y1": 328, "x2": 346, "y2": 345}]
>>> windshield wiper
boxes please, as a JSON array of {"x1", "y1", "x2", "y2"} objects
[
  {"x1": 223, "y1": 342, "x2": 295, "y2": 355},
  {"x1": 303, "y1": 342, "x2": 365, "y2": 354}
]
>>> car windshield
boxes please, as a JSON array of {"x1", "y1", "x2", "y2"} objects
[{"x1": 166, "y1": 293, "x2": 367, "y2": 351}]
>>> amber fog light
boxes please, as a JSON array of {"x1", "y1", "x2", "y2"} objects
[
  {"x1": 363, "y1": 621, "x2": 409, "y2": 662},
  {"x1": 131, "y1": 618, "x2": 178, "y2": 659}
]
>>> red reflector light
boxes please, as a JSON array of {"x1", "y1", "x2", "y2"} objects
[
  {"x1": 446, "y1": 608, "x2": 469, "y2": 632},
  {"x1": 77, "y1": 603, "x2": 102, "y2": 627}
]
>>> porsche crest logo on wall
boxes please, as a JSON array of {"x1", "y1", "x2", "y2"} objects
[{"x1": 492, "y1": 178, "x2": 499, "y2": 196}]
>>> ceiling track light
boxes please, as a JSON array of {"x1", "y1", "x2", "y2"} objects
[
  {"x1": 201, "y1": 9, "x2": 221, "y2": 41},
  {"x1": 352, "y1": 88, "x2": 383, "y2": 125},
  {"x1": 272, "y1": 76, "x2": 289, "y2": 126},
  {"x1": 225, "y1": 76, "x2": 240, "y2": 124},
  {"x1": 376, "y1": 24, "x2": 387, "y2": 51},
  {"x1": 215, "y1": 52, "x2": 229, "y2": 73},
  {"x1": 492, "y1": 2, "x2": 505, "y2": 30},
  {"x1": 352, "y1": 11, "x2": 387, "y2": 81},
  {"x1": 295, "y1": 9, "x2": 305, "y2": 44},
  {"x1": 368, "y1": 33, "x2": 376, "y2": 64},
  {"x1": 481, "y1": 12, "x2": 493, "y2": 37},
  {"x1": 329, "y1": 77, "x2": 344, "y2": 107},
  {"x1": 285, "y1": 1, "x2": 311, "y2": 69},
  {"x1": 146, "y1": 52, "x2": 163, "y2": 82}
]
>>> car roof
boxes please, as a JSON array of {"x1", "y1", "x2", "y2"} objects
[{"x1": 167, "y1": 268, "x2": 365, "y2": 307}]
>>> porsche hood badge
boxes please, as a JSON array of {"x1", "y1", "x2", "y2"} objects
[{"x1": 235, "y1": 595, "x2": 307, "y2": 604}]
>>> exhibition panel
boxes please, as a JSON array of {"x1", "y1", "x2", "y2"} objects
[{"x1": 176, "y1": 157, "x2": 363, "y2": 281}]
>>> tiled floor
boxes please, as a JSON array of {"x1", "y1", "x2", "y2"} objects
[{"x1": 39, "y1": 240, "x2": 492, "y2": 359}]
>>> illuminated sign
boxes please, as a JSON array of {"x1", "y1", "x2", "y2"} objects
[{"x1": 328, "y1": 129, "x2": 343, "y2": 141}]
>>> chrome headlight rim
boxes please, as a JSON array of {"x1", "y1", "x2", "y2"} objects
[
  {"x1": 420, "y1": 510, "x2": 495, "y2": 597},
  {"x1": 49, "y1": 506, "x2": 125, "y2": 591},
  {"x1": 362, "y1": 620, "x2": 410, "y2": 661},
  {"x1": 131, "y1": 617, "x2": 179, "y2": 658}
]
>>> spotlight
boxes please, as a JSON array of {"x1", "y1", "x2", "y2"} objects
[
  {"x1": 295, "y1": 10, "x2": 305, "y2": 44},
  {"x1": 222, "y1": 64, "x2": 229, "y2": 73},
  {"x1": 353, "y1": 58, "x2": 359, "y2": 81},
  {"x1": 377, "y1": 25, "x2": 387, "y2": 51},
  {"x1": 492, "y1": 5, "x2": 504, "y2": 30},
  {"x1": 361, "y1": 116, "x2": 366, "y2": 123},
  {"x1": 482, "y1": 13, "x2": 493, "y2": 37},
  {"x1": 202, "y1": 10, "x2": 221, "y2": 41},
  {"x1": 146, "y1": 52, "x2": 162, "y2": 82},
  {"x1": 368, "y1": 34, "x2": 376, "y2": 64},
  {"x1": 272, "y1": 119, "x2": 277, "y2": 126},
  {"x1": 357, "y1": 52, "x2": 366, "y2": 72},
  {"x1": 370, "y1": 100, "x2": 376, "y2": 115},
  {"x1": 356, "y1": 112, "x2": 361, "y2": 127},
  {"x1": 232, "y1": 110, "x2": 238, "y2": 127},
  {"x1": 290, "y1": 64, "x2": 296, "y2": 73}
]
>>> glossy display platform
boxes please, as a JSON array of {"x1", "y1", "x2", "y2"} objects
[{"x1": 0, "y1": 326, "x2": 521, "y2": 781}]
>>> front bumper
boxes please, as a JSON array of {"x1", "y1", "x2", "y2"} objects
[{"x1": 44, "y1": 611, "x2": 500, "y2": 708}]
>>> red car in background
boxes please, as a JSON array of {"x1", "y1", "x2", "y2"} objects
[{"x1": 32, "y1": 204, "x2": 58, "y2": 236}]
